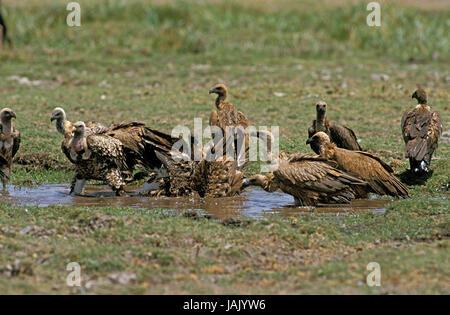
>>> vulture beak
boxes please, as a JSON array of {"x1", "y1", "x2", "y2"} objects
[
  {"x1": 50, "y1": 115, "x2": 56, "y2": 122},
  {"x1": 306, "y1": 138, "x2": 312, "y2": 145},
  {"x1": 411, "y1": 92, "x2": 416, "y2": 99},
  {"x1": 11, "y1": 111, "x2": 17, "y2": 119},
  {"x1": 209, "y1": 88, "x2": 216, "y2": 94}
]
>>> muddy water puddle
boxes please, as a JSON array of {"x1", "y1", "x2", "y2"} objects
[{"x1": 0, "y1": 184, "x2": 390, "y2": 219}]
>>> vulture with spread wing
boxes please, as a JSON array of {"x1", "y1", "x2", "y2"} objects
[
  {"x1": 246, "y1": 153, "x2": 366, "y2": 206},
  {"x1": 307, "y1": 101, "x2": 361, "y2": 152},
  {"x1": 401, "y1": 88, "x2": 442, "y2": 174},
  {"x1": 307, "y1": 132, "x2": 409, "y2": 198},
  {"x1": 0, "y1": 108, "x2": 20, "y2": 191}
]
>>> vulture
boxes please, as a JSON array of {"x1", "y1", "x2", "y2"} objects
[
  {"x1": 307, "y1": 132, "x2": 409, "y2": 198},
  {"x1": 307, "y1": 101, "x2": 361, "y2": 152},
  {"x1": 246, "y1": 153, "x2": 367, "y2": 206},
  {"x1": 401, "y1": 88, "x2": 442, "y2": 174},
  {"x1": 67, "y1": 121, "x2": 132, "y2": 196},
  {"x1": 149, "y1": 140, "x2": 244, "y2": 198},
  {"x1": 209, "y1": 84, "x2": 250, "y2": 167},
  {"x1": 0, "y1": 108, "x2": 20, "y2": 191},
  {"x1": 52, "y1": 108, "x2": 194, "y2": 194}
]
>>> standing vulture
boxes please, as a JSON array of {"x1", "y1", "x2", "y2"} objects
[
  {"x1": 68, "y1": 121, "x2": 132, "y2": 196},
  {"x1": 246, "y1": 153, "x2": 367, "y2": 206},
  {"x1": 0, "y1": 108, "x2": 20, "y2": 191},
  {"x1": 401, "y1": 88, "x2": 442, "y2": 174},
  {"x1": 307, "y1": 132, "x2": 409, "y2": 198},
  {"x1": 307, "y1": 101, "x2": 361, "y2": 152},
  {"x1": 209, "y1": 84, "x2": 250, "y2": 168}
]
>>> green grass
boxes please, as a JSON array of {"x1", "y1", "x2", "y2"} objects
[
  {"x1": 0, "y1": 202, "x2": 448, "y2": 294},
  {"x1": 0, "y1": 0, "x2": 449, "y2": 294}
]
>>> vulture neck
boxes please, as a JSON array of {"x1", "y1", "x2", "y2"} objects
[
  {"x1": 0, "y1": 118, "x2": 13, "y2": 136},
  {"x1": 319, "y1": 142, "x2": 336, "y2": 159},
  {"x1": 417, "y1": 103, "x2": 430, "y2": 111},
  {"x1": 72, "y1": 131, "x2": 86, "y2": 145},
  {"x1": 56, "y1": 118, "x2": 67, "y2": 135},
  {"x1": 215, "y1": 93, "x2": 227, "y2": 108},
  {"x1": 316, "y1": 110, "x2": 326, "y2": 125}
]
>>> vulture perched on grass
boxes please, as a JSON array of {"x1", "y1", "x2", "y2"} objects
[
  {"x1": 209, "y1": 84, "x2": 250, "y2": 167},
  {"x1": 67, "y1": 121, "x2": 132, "y2": 196},
  {"x1": 246, "y1": 153, "x2": 367, "y2": 206},
  {"x1": 307, "y1": 132, "x2": 409, "y2": 198},
  {"x1": 307, "y1": 101, "x2": 361, "y2": 152},
  {"x1": 150, "y1": 139, "x2": 244, "y2": 198},
  {"x1": 401, "y1": 87, "x2": 442, "y2": 174},
  {"x1": 0, "y1": 108, "x2": 20, "y2": 191}
]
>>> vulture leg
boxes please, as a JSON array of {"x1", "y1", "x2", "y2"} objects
[
  {"x1": 1, "y1": 166, "x2": 9, "y2": 191},
  {"x1": 105, "y1": 169, "x2": 126, "y2": 196},
  {"x1": 71, "y1": 178, "x2": 86, "y2": 196}
]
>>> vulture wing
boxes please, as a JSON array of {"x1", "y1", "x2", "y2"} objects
[
  {"x1": 11, "y1": 128, "x2": 20, "y2": 159},
  {"x1": 273, "y1": 154, "x2": 366, "y2": 205},
  {"x1": 85, "y1": 134, "x2": 128, "y2": 171},
  {"x1": 333, "y1": 149, "x2": 408, "y2": 197},
  {"x1": 329, "y1": 123, "x2": 362, "y2": 151},
  {"x1": 193, "y1": 158, "x2": 243, "y2": 198}
]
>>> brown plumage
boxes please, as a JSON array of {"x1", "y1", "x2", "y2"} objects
[
  {"x1": 209, "y1": 84, "x2": 250, "y2": 167},
  {"x1": 152, "y1": 149, "x2": 244, "y2": 198},
  {"x1": 247, "y1": 153, "x2": 367, "y2": 206},
  {"x1": 307, "y1": 101, "x2": 361, "y2": 152},
  {"x1": 0, "y1": 108, "x2": 20, "y2": 191},
  {"x1": 307, "y1": 132, "x2": 409, "y2": 198},
  {"x1": 401, "y1": 88, "x2": 442, "y2": 174},
  {"x1": 105, "y1": 121, "x2": 181, "y2": 173},
  {"x1": 68, "y1": 122, "x2": 132, "y2": 196}
]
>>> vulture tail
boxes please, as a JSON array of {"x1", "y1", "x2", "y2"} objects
[{"x1": 406, "y1": 137, "x2": 432, "y2": 174}]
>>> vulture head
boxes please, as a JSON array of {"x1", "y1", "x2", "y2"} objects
[
  {"x1": 50, "y1": 107, "x2": 66, "y2": 122},
  {"x1": 0, "y1": 108, "x2": 17, "y2": 123},
  {"x1": 306, "y1": 131, "x2": 331, "y2": 154},
  {"x1": 412, "y1": 88, "x2": 427, "y2": 105},
  {"x1": 209, "y1": 84, "x2": 228, "y2": 105},
  {"x1": 73, "y1": 121, "x2": 86, "y2": 137},
  {"x1": 315, "y1": 101, "x2": 327, "y2": 114}
]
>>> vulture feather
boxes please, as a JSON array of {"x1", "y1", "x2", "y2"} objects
[
  {"x1": 150, "y1": 140, "x2": 244, "y2": 198},
  {"x1": 307, "y1": 101, "x2": 361, "y2": 152},
  {"x1": 401, "y1": 88, "x2": 442, "y2": 174},
  {"x1": 0, "y1": 108, "x2": 20, "y2": 191},
  {"x1": 307, "y1": 132, "x2": 409, "y2": 198},
  {"x1": 247, "y1": 152, "x2": 367, "y2": 206}
]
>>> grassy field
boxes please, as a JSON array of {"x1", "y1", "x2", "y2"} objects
[{"x1": 0, "y1": 0, "x2": 448, "y2": 294}]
